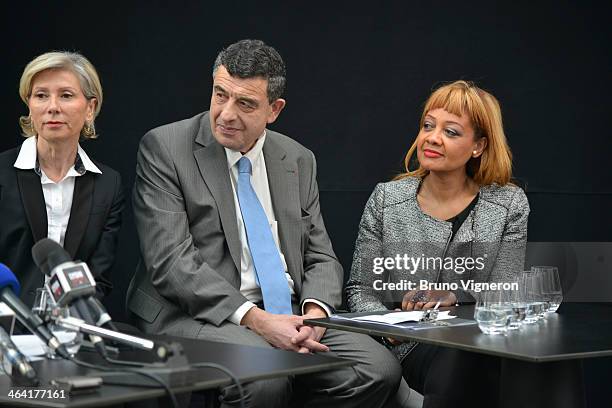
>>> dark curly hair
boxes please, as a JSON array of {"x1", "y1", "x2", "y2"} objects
[{"x1": 212, "y1": 39, "x2": 286, "y2": 103}]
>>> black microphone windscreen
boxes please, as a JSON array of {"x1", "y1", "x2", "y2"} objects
[{"x1": 31, "y1": 239, "x2": 71, "y2": 276}]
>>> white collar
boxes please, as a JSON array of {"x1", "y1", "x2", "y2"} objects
[
  {"x1": 13, "y1": 136, "x2": 102, "y2": 174},
  {"x1": 224, "y1": 131, "x2": 267, "y2": 169}
]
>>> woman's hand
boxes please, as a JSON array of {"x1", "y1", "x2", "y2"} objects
[
  {"x1": 385, "y1": 337, "x2": 402, "y2": 346},
  {"x1": 401, "y1": 290, "x2": 457, "y2": 310}
]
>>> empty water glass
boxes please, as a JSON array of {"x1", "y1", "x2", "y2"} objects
[
  {"x1": 522, "y1": 271, "x2": 546, "y2": 323},
  {"x1": 31, "y1": 287, "x2": 82, "y2": 358},
  {"x1": 31, "y1": 287, "x2": 49, "y2": 318},
  {"x1": 501, "y1": 278, "x2": 527, "y2": 330},
  {"x1": 532, "y1": 266, "x2": 563, "y2": 313},
  {"x1": 474, "y1": 290, "x2": 512, "y2": 335}
]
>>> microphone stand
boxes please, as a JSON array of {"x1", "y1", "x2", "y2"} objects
[
  {"x1": 36, "y1": 285, "x2": 168, "y2": 360},
  {"x1": 52, "y1": 316, "x2": 157, "y2": 352}
]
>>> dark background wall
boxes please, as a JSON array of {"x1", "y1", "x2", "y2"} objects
[{"x1": 1, "y1": 0, "x2": 610, "y2": 403}]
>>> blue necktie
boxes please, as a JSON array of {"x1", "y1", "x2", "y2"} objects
[{"x1": 236, "y1": 157, "x2": 292, "y2": 314}]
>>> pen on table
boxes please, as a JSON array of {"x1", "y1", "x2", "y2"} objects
[{"x1": 430, "y1": 301, "x2": 441, "y2": 321}]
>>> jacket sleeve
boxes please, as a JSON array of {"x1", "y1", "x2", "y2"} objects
[
  {"x1": 298, "y1": 150, "x2": 344, "y2": 311},
  {"x1": 346, "y1": 183, "x2": 390, "y2": 313},
  {"x1": 133, "y1": 130, "x2": 248, "y2": 326},
  {"x1": 88, "y1": 170, "x2": 124, "y2": 298},
  {"x1": 489, "y1": 186, "x2": 530, "y2": 283}
]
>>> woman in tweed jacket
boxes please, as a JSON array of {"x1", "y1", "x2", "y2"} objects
[{"x1": 346, "y1": 81, "x2": 529, "y2": 408}]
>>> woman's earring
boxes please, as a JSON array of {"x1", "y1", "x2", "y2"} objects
[
  {"x1": 28, "y1": 115, "x2": 35, "y2": 134},
  {"x1": 473, "y1": 150, "x2": 478, "y2": 157},
  {"x1": 82, "y1": 121, "x2": 95, "y2": 137}
]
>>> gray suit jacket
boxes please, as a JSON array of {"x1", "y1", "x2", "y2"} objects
[
  {"x1": 346, "y1": 176, "x2": 529, "y2": 359},
  {"x1": 127, "y1": 111, "x2": 342, "y2": 334}
]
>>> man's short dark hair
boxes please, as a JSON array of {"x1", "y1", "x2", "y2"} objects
[{"x1": 212, "y1": 39, "x2": 286, "y2": 103}]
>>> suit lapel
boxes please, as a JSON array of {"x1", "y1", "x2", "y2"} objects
[
  {"x1": 64, "y1": 173, "x2": 94, "y2": 258},
  {"x1": 264, "y1": 136, "x2": 301, "y2": 286},
  {"x1": 16, "y1": 170, "x2": 47, "y2": 242},
  {"x1": 193, "y1": 114, "x2": 241, "y2": 272}
]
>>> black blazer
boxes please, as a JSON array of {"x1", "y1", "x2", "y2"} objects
[{"x1": 0, "y1": 146, "x2": 124, "y2": 307}]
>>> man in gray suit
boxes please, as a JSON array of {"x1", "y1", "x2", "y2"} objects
[{"x1": 127, "y1": 39, "x2": 402, "y2": 407}]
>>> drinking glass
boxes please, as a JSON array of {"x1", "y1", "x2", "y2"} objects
[
  {"x1": 522, "y1": 271, "x2": 546, "y2": 323},
  {"x1": 532, "y1": 266, "x2": 563, "y2": 313},
  {"x1": 31, "y1": 287, "x2": 82, "y2": 358},
  {"x1": 502, "y1": 277, "x2": 527, "y2": 330},
  {"x1": 31, "y1": 287, "x2": 49, "y2": 317},
  {"x1": 474, "y1": 290, "x2": 512, "y2": 335}
]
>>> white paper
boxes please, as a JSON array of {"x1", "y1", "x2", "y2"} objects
[
  {"x1": 11, "y1": 332, "x2": 78, "y2": 360},
  {"x1": 11, "y1": 335, "x2": 47, "y2": 359},
  {"x1": 332, "y1": 310, "x2": 456, "y2": 325}
]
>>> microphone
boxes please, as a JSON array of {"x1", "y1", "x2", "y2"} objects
[
  {"x1": 31, "y1": 240, "x2": 168, "y2": 360},
  {"x1": 0, "y1": 263, "x2": 70, "y2": 359},
  {"x1": 32, "y1": 239, "x2": 117, "y2": 329},
  {"x1": 31, "y1": 240, "x2": 107, "y2": 357},
  {"x1": 0, "y1": 325, "x2": 38, "y2": 386},
  {"x1": 87, "y1": 297, "x2": 117, "y2": 330},
  {"x1": 31, "y1": 239, "x2": 97, "y2": 307}
]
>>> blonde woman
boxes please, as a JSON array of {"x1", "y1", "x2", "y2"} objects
[
  {"x1": 0, "y1": 51, "x2": 123, "y2": 307},
  {"x1": 346, "y1": 81, "x2": 529, "y2": 407}
]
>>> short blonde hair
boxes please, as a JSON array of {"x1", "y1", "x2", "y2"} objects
[
  {"x1": 397, "y1": 80, "x2": 513, "y2": 186},
  {"x1": 18, "y1": 51, "x2": 103, "y2": 139}
]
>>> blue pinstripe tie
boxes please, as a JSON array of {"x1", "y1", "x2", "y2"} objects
[{"x1": 236, "y1": 157, "x2": 292, "y2": 314}]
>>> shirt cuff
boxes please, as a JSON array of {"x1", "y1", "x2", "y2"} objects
[
  {"x1": 228, "y1": 301, "x2": 257, "y2": 325},
  {"x1": 302, "y1": 299, "x2": 332, "y2": 317}
]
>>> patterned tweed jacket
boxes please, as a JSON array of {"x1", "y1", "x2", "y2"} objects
[{"x1": 346, "y1": 176, "x2": 530, "y2": 360}]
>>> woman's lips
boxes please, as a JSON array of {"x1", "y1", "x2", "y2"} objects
[{"x1": 423, "y1": 149, "x2": 443, "y2": 158}]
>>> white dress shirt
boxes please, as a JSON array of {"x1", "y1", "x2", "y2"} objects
[
  {"x1": 225, "y1": 132, "x2": 331, "y2": 324},
  {"x1": 13, "y1": 137, "x2": 102, "y2": 246}
]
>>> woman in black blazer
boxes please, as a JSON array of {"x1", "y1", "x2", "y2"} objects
[{"x1": 0, "y1": 51, "x2": 123, "y2": 308}]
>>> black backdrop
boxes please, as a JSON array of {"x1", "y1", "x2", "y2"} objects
[{"x1": 2, "y1": 0, "x2": 611, "y2": 402}]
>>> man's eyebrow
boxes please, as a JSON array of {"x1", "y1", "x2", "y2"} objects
[
  {"x1": 213, "y1": 85, "x2": 227, "y2": 93},
  {"x1": 237, "y1": 96, "x2": 258, "y2": 105}
]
